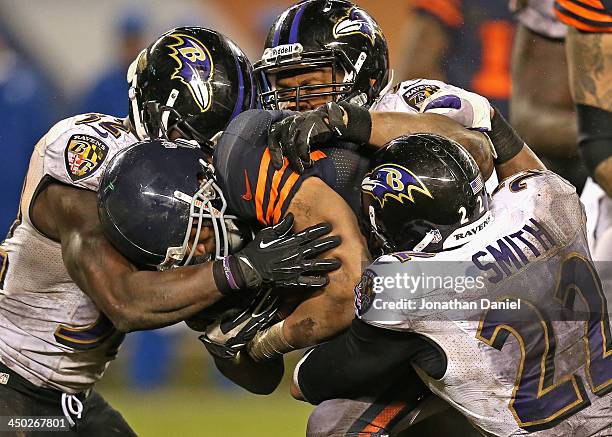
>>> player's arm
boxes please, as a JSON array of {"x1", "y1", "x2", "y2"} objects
[
  {"x1": 510, "y1": 24, "x2": 577, "y2": 158},
  {"x1": 367, "y1": 111, "x2": 494, "y2": 179},
  {"x1": 245, "y1": 177, "x2": 368, "y2": 362},
  {"x1": 488, "y1": 108, "x2": 546, "y2": 181},
  {"x1": 33, "y1": 182, "x2": 340, "y2": 333},
  {"x1": 201, "y1": 179, "x2": 360, "y2": 390},
  {"x1": 269, "y1": 104, "x2": 494, "y2": 179},
  {"x1": 565, "y1": 28, "x2": 612, "y2": 196},
  {"x1": 396, "y1": 5, "x2": 450, "y2": 81},
  {"x1": 34, "y1": 183, "x2": 222, "y2": 332},
  {"x1": 290, "y1": 319, "x2": 432, "y2": 404},
  {"x1": 281, "y1": 177, "x2": 367, "y2": 348},
  {"x1": 211, "y1": 352, "x2": 284, "y2": 395}
]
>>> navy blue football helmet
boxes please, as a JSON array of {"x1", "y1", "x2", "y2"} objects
[
  {"x1": 98, "y1": 139, "x2": 251, "y2": 269},
  {"x1": 254, "y1": 0, "x2": 390, "y2": 110},
  {"x1": 127, "y1": 27, "x2": 256, "y2": 153},
  {"x1": 361, "y1": 134, "x2": 491, "y2": 256}
]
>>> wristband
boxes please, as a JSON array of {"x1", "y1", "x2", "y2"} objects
[
  {"x1": 489, "y1": 108, "x2": 524, "y2": 165},
  {"x1": 338, "y1": 101, "x2": 372, "y2": 145},
  {"x1": 213, "y1": 256, "x2": 246, "y2": 295},
  {"x1": 577, "y1": 104, "x2": 612, "y2": 176}
]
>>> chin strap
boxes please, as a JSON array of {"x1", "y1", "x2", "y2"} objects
[{"x1": 413, "y1": 229, "x2": 441, "y2": 252}]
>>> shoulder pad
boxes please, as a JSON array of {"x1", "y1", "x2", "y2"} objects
[
  {"x1": 374, "y1": 79, "x2": 449, "y2": 113},
  {"x1": 42, "y1": 114, "x2": 132, "y2": 192}
]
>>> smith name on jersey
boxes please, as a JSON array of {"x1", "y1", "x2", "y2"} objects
[
  {"x1": 0, "y1": 113, "x2": 137, "y2": 393},
  {"x1": 357, "y1": 171, "x2": 611, "y2": 436}
]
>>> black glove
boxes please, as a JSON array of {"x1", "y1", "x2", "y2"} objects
[
  {"x1": 199, "y1": 289, "x2": 279, "y2": 359},
  {"x1": 269, "y1": 102, "x2": 372, "y2": 173},
  {"x1": 212, "y1": 213, "x2": 341, "y2": 294}
]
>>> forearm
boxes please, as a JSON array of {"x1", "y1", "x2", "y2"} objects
[
  {"x1": 245, "y1": 178, "x2": 366, "y2": 356},
  {"x1": 281, "y1": 286, "x2": 354, "y2": 348},
  {"x1": 64, "y1": 234, "x2": 223, "y2": 332},
  {"x1": 293, "y1": 319, "x2": 424, "y2": 404},
  {"x1": 369, "y1": 112, "x2": 494, "y2": 179},
  {"x1": 566, "y1": 28, "x2": 612, "y2": 111},
  {"x1": 510, "y1": 25, "x2": 578, "y2": 157},
  {"x1": 212, "y1": 353, "x2": 284, "y2": 395},
  {"x1": 489, "y1": 109, "x2": 546, "y2": 181},
  {"x1": 495, "y1": 146, "x2": 545, "y2": 181},
  {"x1": 511, "y1": 103, "x2": 577, "y2": 158},
  {"x1": 112, "y1": 263, "x2": 223, "y2": 331}
]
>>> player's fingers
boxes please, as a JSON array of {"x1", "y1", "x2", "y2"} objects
[
  {"x1": 299, "y1": 236, "x2": 342, "y2": 258},
  {"x1": 325, "y1": 102, "x2": 345, "y2": 133},
  {"x1": 295, "y1": 123, "x2": 313, "y2": 161},
  {"x1": 269, "y1": 127, "x2": 286, "y2": 170},
  {"x1": 292, "y1": 221, "x2": 333, "y2": 244},
  {"x1": 300, "y1": 258, "x2": 342, "y2": 274},
  {"x1": 271, "y1": 213, "x2": 295, "y2": 238},
  {"x1": 286, "y1": 124, "x2": 305, "y2": 174},
  {"x1": 295, "y1": 275, "x2": 330, "y2": 288}
]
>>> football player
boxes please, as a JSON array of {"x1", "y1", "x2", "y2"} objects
[
  {"x1": 204, "y1": 0, "x2": 496, "y2": 358},
  {"x1": 202, "y1": 1, "x2": 497, "y2": 434},
  {"x1": 254, "y1": 0, "x2": 496, "y2": 182},
  {"x1": 553, "y1": 0, "x2": 612, "y2": 298},
  {"x1": 0, "y1": 27, "x2": 339, "y2": 435},
  {"x1": 509, "y1": 0, "x2": 588, "y2": 193},
  {"x1": 292, "y1": 111, "x2": 612, "y2": 436}
]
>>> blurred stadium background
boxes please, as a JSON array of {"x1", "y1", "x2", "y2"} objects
[{"x1": 0, "y1": 0, "x2": 518, "y2": 435}]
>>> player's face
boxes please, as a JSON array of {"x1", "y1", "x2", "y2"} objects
[
  {"x1": 273, "y1": 67, "x2": 344, "y2": 111},
  {"x1": 187, "y1": 221, "x2": 216, "y2": 257}
]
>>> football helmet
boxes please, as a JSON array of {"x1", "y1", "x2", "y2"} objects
[
  {"x1": 361, "y1": 134, "x2": 491, "y2": 256},
  {"x1": 254, "y1": 0, "x2": 390, "y2": 110},
  {"x1": 98, "y1": 139, "x2": 251, "y2": 269},
  {"x1": 127, "y1": 27, "x2": 256, "y2": 153}
]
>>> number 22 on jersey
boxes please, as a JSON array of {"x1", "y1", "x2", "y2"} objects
[{"x1": 476, "y1": 254, "x2": 611, "y2": 431}]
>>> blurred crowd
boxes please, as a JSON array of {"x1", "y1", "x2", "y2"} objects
[{"x1": 0, "y1": 0, "x2": 581, "y2": 391}]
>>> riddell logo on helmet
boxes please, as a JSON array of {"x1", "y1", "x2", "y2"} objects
[{"x1": 262, "y1": 44, "x2": 303, "y2": 62}]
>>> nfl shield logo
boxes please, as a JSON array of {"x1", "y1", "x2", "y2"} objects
[
  {"x1": 64, "y1": 134, "x2": 109, "y2": 182},
  {"x1": 0, "y1": 373, "x2": 9, "y2": 385}
]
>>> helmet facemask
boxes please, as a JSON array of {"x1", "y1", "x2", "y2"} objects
[
  {"x1": 255, "y1": 44, "x2": 368, "y2": 110},
  {"x1": 159, "y1": 157, "x2": 251, "y2": 270}
]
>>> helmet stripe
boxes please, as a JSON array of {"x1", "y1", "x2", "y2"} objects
[
  {"x1": 272, "y1": 8, "x2": 293, "y2": 47},
  {"x1": 230, "y1": 56, "x2": 245, "y2": 120},
  {"x1": 289, "y1": 3, "x2": 308, "y2": 43}
]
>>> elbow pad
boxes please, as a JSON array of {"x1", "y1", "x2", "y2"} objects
[{"x1": 577, "y1": 104, "x2": 612, "y2": 176}]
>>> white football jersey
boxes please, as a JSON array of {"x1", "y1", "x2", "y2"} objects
[
  {"x1": 371, "y1": 78, "x2": 499, "y2": 192},
  {"x1": 358, "y1": 171, "x2": 611, "y2": 436},
  {"x1": 0, "y1": 113, "x2": 138, "y2": 393}
]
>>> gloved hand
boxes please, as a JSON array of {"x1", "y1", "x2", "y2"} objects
[
  {"x1": 199, "y1": 289, "x2": 279, "y2": 359},
  {"x1": 420, "y1": 85, "x2": 492, "y2": 132},
  {"x1": 213, "y1": 213, "x2": 342, "y2": 294},
  {"x1": 269, "y1": 101, "x2": 371, "y2": 173}
]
